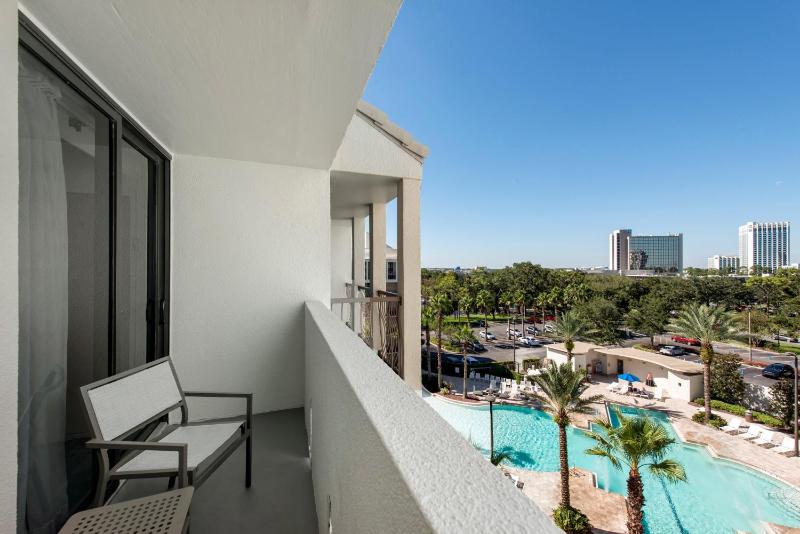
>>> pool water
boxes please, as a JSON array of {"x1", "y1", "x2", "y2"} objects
[{"x1": 425, "y1": 395, "x2": 800, "y2": 534}]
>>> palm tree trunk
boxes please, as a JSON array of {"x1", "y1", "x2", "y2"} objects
[
  {"x1": 520, "y1": 302, "x2": 525, "y2": 339},
  {"x1": 484, "y1": 309, "x2": 488, "y2": 340},
  {"x1": 462, "y1": 344, "x2": 468, "y2": 399},
  {"x1": 437, "y1": 315, "x2": 443, "y2": 389},
  {"x1": 626, "y1": 470, "x2": 645, "y2": 534},
  {"x1": 425, "y1": 323, "x2": 431, "y2": 377},
  {"x1": 701, "y1": 341, "x2": 714, "y2": 420},
  {"x1": 558, "y1": 423, "x2": 571, "y2": 508},
  {"x1": 507, "y1": 316, "x2": 511, "y2": 340}
]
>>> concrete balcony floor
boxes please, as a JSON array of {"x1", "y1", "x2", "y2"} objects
[{"x1": 114, "y1": 409, "x2": 317, "y2": 533}]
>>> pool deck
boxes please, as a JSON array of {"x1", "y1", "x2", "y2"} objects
[
  {"x1": 580, "y1": 379, "x2": 800, "y2": 491},
  {"x1": 503, "y1": 466, "x2": 627, "y2": 534}
]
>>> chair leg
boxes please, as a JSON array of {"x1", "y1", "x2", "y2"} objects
[
  {"x1": 245, "y1": 434, "x2": 252, "y2": 488},
  {"x1": 167, "y1": 476, "x2": 177, "y2": 489},
  {"x1": 93, "y1": 473, "x2": 108, "y2": 508}
]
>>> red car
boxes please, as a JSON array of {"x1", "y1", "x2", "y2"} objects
[{"x1": 671, "y1": 335, "x2": 701, "y2": 346}]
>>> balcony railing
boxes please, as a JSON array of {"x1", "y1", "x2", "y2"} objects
[{"x1": 331, "y1": 283, "x2": 401, "y2": 375}]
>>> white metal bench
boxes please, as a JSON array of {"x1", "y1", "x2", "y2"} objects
[{"x1": 80, "y1": 357, "x2": 252, "y2": 506}]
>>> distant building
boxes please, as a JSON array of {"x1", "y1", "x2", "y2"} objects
[
  {"x1": 609, "y1": 229, "x2": 682, "y2": 274},
  {"x1": 707, "y1": 255, "x2": 740, "y2": 271},
  {"x1": 738, "y1": 221, "x2": 791, "y2": 273},
  {"x1": 609, "y1": 229, "x2": 632, "y2": 271},
  {"x1": 365, "y1": 236, "x2": 398, "y2": 292}
]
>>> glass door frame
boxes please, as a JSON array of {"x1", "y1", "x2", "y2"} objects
[{"x1": 19, "y1": 12, "x2": 171, "y2": 373}]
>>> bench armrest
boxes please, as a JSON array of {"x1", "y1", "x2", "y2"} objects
[
  {"x1": 182, "y1": 392, "x2": 253, "y2": 431},
  {"x1": 86, "y1": 439, "x2": 189, "y2": 487}
]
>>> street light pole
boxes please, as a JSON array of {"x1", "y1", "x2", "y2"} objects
[
  {"x1": 748, "y1": 307, "x2": 753, "y2": 363},
  {"x1": 794, "y1": 353, "x2": 798, "y2": 457},
  {"x1": 484, "y1": 394, "x2": 496, "y2": 460}
]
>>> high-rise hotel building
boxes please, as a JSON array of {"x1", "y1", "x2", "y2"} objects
[
  {"x1": 738, "y1": 221, "x2": 790, "y2": 273},
  {"x1": 609, "y1": 229, "x2": 683, "y2": 274}
]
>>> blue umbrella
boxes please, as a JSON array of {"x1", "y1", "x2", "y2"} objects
[{"x1": 618, "y1": 373, "x2": 640, "y2": 383}]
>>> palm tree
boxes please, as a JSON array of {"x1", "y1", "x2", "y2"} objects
[
  {"x1": 490, "y1": 450, "x2": 511, "y2": 466},
  {"x1": 531, "y1": 362, "x2": 602, "y2": 509},
  {"x1": 585, "y1": 409, "x2": 687, "y2": 534},
  {"x1": 475, "y1": 289, "x2": 492, "y2": 341},
  {"x1": 422, "y1": 304, "x2": 436, "y2": 379},
  {"x1": 669, "y1": 303, "x2": 735, "y2": 420},
  {"x1": 450, "y1": 324, "x2": 477, "y2": 399},
  {"x1": 553, "y1": 310, "x2": 589, "y2": 363},
  {"x1": 514, "y1": 289, "x2": 526, "y2": 340},
  {"x1": 429, "y1": 292, "x2": 452, "y2": 390}
]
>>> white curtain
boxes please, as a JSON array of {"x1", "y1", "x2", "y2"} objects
[{"x1": 18, "y1": 60, "x2": 70, "y2": 534}]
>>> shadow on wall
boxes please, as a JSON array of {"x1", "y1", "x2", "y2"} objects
[{"x1": 743, "y1": 383, "x2": 773, "y2": 413}]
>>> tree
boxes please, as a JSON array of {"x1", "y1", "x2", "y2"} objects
[
  {"x1": 585, "y1": 409, "x2": 687, "y2": 534},
  {"x1": 553, "y1": 310, "x2": 589, "y2": 362},
  {"x1": 576, "y1": 297, "x2": 622, "y2": 345},
  {"x1": 770, "y1": 378, "x2": 798, "y2": 427},
  {"x1": 531, "y1": 362, "x2": 601, "y2": 510},
  {"x1": 450, "y1": 324, "x2": 477, "y2": 399},
  {"x1": 710, "y1": 353, "x2": 745, "y2": 405},
  {"x1": 669, "y1": 304, "x2": 735, "y2": 421},
  {"x1": 626, "y1": 295, "x2": 669, "y2": 347},
  {"x1": 475, "y1": 289, "x2": 492, "y2": 341},
  {"x1": 429, "y1": 292, "x2": 452, "y2": 390},
  {"x1": 421, "y1": 304, "x2": 436, "y2": 379}
]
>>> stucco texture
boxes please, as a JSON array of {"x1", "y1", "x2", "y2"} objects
[
  {"x1": 171, "y1": 155, "x2": 330, "y2": 417},
  {"x1": 305, "y1": 301, "x2": 560, "y2": 534}
]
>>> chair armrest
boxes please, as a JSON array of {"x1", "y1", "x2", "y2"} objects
[
  {"x1": 86, "y1": 439, "x2": 189, "y2": 487},
  {"x1": 182, "y1": 392, "x2": 253, "y2": 431}
]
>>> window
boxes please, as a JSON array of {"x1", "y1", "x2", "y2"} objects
[
  {"x1": 387, "y1": 260, "x2": 398, "y2": 282},
  {"x1": 18, "y1": 15, "x2": 170, "y2": 530}
]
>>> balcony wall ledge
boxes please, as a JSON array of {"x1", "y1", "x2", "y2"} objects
[{"x1": 304, "y1": 300, "x2": 560, "y2": 533}]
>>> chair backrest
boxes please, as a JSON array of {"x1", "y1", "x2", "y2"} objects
[
  {"x1": 81, "y1": 357, "x2": 185, "y2": 441},
  {"x1": 729, "y1": 418, "x2": 741, "y2": 427},
  {"x1": 747, "y1": 426, "x2": 762, "y2": 437},
  {"x1": 761, "y1": 430, "x2": 774, "y2": 442}
]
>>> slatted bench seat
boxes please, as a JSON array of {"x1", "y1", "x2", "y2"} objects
[{"x1": 80, "y1": 357, "x2": 252, "y2": 506}]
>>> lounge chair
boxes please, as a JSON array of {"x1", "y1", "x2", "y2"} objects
[
  {"x1": 772, "y1": 436, "x2": 796, "y2": 455},
  {"x1": 753, "y1": 430, "x2": 776, "y2": 447},
  {"x1": 618, "y1": 385, "x2": 630, "y2": 395},
  {"x1": 652, "y1": 387, "x2": 665, "y2": 401},
  {"x1": 740, "y1": 425, "x2": 763, "y2": 441},
  {"x1": 720, "y1": 418, "x2": 743, "y2": 433},
  {"x1": 606, "y1": 381, "x2": 620, "y2": 392}
]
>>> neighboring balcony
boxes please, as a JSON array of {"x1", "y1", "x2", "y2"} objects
[{"x1": 331, "y1": 282, "x2": 402, "y2": 375}]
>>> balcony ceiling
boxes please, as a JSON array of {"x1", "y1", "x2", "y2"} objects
[{"x1": 20, "y1": 0, "x2": 402, "y2": 169}]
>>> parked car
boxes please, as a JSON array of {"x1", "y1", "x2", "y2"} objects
[
  {"x1": 773, "y1": 334, "x2": 799, "y2": 343},
  {"x1": 469, "y1": 341, "x2": 487, "y2": 352},
  {"x1": 526, "y1": 325, "x2": 539, "y2": 335},
  {"x1": 544, "y1": 324, "x2": 556, "y2": 333},
  {"x1": 479, "y1": 331, "x2": 496, "y2": 340},
  {"x1": 762, "y1": 363, "x2": 795, "y2": 379},
  {"x1": 534, "y1": 338, "x2": 554, "y2": 345},
  {"x1": 671, "y1": 335, "x2": 701, "y2": 346},
  {"x1": 659, "y1": 345, "x2": 685, "y2": 357},
  {"x1": 519, "y1": 336, "x2": 541, "y2": 347},
  {"x1": 506, "y1": 327, "x2": 522, "y2": 336}
]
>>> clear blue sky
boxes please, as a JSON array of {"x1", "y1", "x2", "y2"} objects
[{"x1": 364, "y1": 0, "x2": 800, "y2": 269}]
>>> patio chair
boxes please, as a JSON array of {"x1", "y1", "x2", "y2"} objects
[
  {"x1": 720, "y1": 418, "x2": 743, "y2": 433},
  {"x1": 618, "y1": 385, "x2": 630, "y2": 395},
  {"x1": 740, "y1": 425, "x2": 763, "y2": 441},
  {"x1": 81, "y1": 357, "x2": 252, "y2": 506},
  {"x1": 653, "y1": 387, "x2": 665, "y2": 401},
  {"x1": 772, "y1": 436, "x2": 796, "y2": 455},
  {"x1": 606, "y1": 381, "x2": 620, "y2": 392},
  {"x1": 753, "y1": 430, "x2": 776, "y2": 447}
]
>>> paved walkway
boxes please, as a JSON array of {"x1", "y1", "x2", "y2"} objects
[{"x1": 504, "y1": 466, "x2": 627, "y2": 534}]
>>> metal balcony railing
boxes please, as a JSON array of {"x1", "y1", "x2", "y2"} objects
[{"x1": 331, "y1": 283, "x2": 402, "y2": 375}]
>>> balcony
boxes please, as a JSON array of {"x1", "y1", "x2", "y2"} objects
[{"x1": 331, "y1": 283, "x2": 402, "y2": 374}]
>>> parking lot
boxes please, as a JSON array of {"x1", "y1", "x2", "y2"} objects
[{"x1": 470, "y1": 320, "x2": 548, "y2": 365}]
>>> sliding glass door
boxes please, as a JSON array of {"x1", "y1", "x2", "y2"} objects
[{"x1": 18, "y1": 21, "x2": 170, "y2": 533}]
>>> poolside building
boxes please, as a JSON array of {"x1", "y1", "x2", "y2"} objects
[{"x1": 546, "y1": 342, "x2": 704, "y2": 401}]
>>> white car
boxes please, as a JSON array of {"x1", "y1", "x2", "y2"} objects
[
  {"x1": 659, "y1": 345, "x2": 684, "y2": 357},
  {"x1": 519, "y1": 336, "x2": 541, "y2": 347},
  {"x1": 506, "y1": 328, "x2": 522, "y2": 336},
  {"x1": 480, "y1": 331, "x2": 496, "y2": 340},
  {"x1": 544, "y1": 324, "x2": 556, "y2": 333}
]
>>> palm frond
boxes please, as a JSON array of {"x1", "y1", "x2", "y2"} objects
[{"x1": 647, "y1": 459, "x2": 687, "y2": 484}]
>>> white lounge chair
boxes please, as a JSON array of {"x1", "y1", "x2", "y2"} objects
[
  {"x1": 606, "y1": 381, "x2": 620, "y2": 392},
  {"x1": 720, "y1": 418, "x2": 743, "y2": 433},
  {"x1": 653, "y1": 387, "x2": 665, "y2": 401},
  {"x1": 753, "y1": 430, "x2": 776, "y2": 447},
  {"x1": 618, "y1": 385, "x2": 630, "y2": 395},
  {"x1": 740, "y1": 425, "x2": 763, "y2": 441},
  {"x1": 772, "y1": 436, "x2": 796, "y2": 455}
]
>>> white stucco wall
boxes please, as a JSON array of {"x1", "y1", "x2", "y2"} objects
[
  {"x1": 0, "y1": 1, "x2": 18, "y2": 529},
  {"x1": 171, "y1": 155, "x2": 330, "y2": 416},
  {"x1": 305, "y1": 301, "x2": 560, "y2": 534},
  {"x1": 330, "y1": 218, "x2": 352, "y2": 300}
]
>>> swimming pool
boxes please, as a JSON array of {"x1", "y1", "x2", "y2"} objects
[{"x1": 425, "y1": 395, "x2": 800, "y2": 534}]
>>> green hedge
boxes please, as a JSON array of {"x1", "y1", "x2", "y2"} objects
[
  {"x1": 691, "y1": 412, "x2": 727, "y2": 429},
  {"x1": 691, "y1": 398, "x2": 783, "y2": 428}
]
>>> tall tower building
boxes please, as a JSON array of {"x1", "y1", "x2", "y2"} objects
[
  {"x1": 609, "y1": 229, "x2": 632, "y2": 271},
  {"x1": 738, "y1": 222, "x2": 791, "y2": 273}
]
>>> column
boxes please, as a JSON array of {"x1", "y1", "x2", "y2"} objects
[
  {"x1": 369, "y1": 203, "x2": 386, "y2": 352},
  {"x1": 398, "y1": 178, "x2": 421, "y2": 391},
  {"x1": 352, "y1": 216, "x2": 365, "y2": 333}
]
